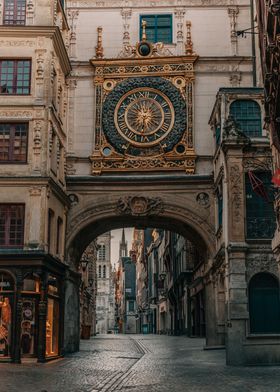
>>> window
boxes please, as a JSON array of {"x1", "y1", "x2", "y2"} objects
[
  {"x1": 98, "y1": 265, "x2": 101, "y2": 278},
  {"x1": 215, "y1": 123, "x2": 221, "y2": 145},
  {"x1": 230, "y1": 100, "x2": 262, "y2": 137},
  {"x1": 98, "y1": 244, "x2": 106, "y2": 261},
  {"x1": 47, "y1": 209, "x2": 54, "y2": 252},
  {"x1": 218, "y1": 194, "x2": 223, "y2": 229},
  {"x1": 0, "y1": 123, "x2": 28, "y2": 162},
  {"x1": 245, "y1": 172, "x2": 276, "y2": 239},
  {"x1": 0, "y1": 60, "x2": 31, "y2": 95},
  {"x1": 103, "y1": 265, "x2": 106, "y2": 278},
  {"x1": 249, "y1": 273, "x2": 280, "y2": 334},
  {"x1": 128, "y1": 300, "x2": 134, "y2": 312},
  {"x1": 56, "y1": 217, "x2": 63, "y2": 255},
  {"x1": 140, "y1": 15, "x2": 172, "y2": 44},
  {"x1": 3, "y1": 0, "x2": 26, "y2": 25},
  {"x1": 0, "y1": 204, "x2": 24, "y2": 248}
]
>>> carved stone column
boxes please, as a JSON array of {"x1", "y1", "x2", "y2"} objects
[
  {"x1": 174, "y1": 9, "x2": 185, "y2": 55},
  {"x1": 228, "y1": 6, "x2": 239, "y2": 56},
  {"x1": 14, "y1": 272, "x2": 23, "y2": 363}
]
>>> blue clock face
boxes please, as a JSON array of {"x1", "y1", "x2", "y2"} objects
[
  {"x1": 102, "y1": 77, "x2": 187, "y2": 157},
  {"x1": 114, "y1": 87, "x2": 174, "y2": 148}
]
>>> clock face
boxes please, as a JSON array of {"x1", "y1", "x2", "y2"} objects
[
  {"x1": 102, "y1": 77, "x2": 186, "y2": 156},
  {"x1": 114, "y1": 88, "x2": 174, "y2": 147}
]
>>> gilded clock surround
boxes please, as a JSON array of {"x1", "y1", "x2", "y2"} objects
[{"x1": 90, "y1": 25, "x2": 198, "y2": 175}]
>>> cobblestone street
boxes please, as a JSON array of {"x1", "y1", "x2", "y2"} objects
[{"x1": 1, "y1": 335, "x2": 280, "y2": 392}]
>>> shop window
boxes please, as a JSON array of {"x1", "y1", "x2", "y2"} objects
[
  {"x1": 21, "y1": 298, "x2": 37, "y2": 356},
  {"x1": 140, "y1": 15, "x2": 172, "y2": 43},
  {"x1": 245, "y1": 172, "x2": 276, "y2": 239},
  {"x1": 230, "y1": 100, "x2": 262, "y2": 137},
  {"x1": 0, "y1": 204, "x2": 24, "y2": 248},
  {"x1": 22, "y1": 274, "x2": 40, "y2": 293},
  {"x1": 249, "y1": 273, "x2": 280, "y2": 334},
  {"x1": 0, "y1": 272, "x2": 14, "y2": 358},
  {"x1": 0, "y1": 60, "x2": 31, "y2": 95},
  {"x1": 3, "y1": 0, "x2": 26, "y2": 25},
  {"x1": 0, "y1": 123, "x2": 28, "y2": 163},
  {"x1": 46, "y1": 275, "x2": 59, "y2": 357}
]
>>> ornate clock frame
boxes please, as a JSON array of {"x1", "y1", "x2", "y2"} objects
[{"x1": 89, "y1": 23, "x2": 198, "y2": 175}]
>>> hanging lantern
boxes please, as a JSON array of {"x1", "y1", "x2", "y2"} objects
[
  {"x1": 272, "y1": 169, "x2": 280, "y2": 187},
  {"x1": 248, "y1": 170, "x2": 270, "y2": 202}
]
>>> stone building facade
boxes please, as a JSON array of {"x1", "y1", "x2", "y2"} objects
[
  {"x1": 0, "y1": 0, "x2": 279, "y2": 366},
  {"x1": 0, "y1": 0, "x2": 71, "y2": 363}
]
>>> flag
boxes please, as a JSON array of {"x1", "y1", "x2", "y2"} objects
[{"x1": 272, "y1": 169, "x2": 280, "y2": 187}]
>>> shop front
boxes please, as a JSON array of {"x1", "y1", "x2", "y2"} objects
[{"x1": 0, "y1": 254, "x2": 67, "y2": 363}]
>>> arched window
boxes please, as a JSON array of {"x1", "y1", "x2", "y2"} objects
[
  {"x1": 98, "y1": 265, "x2": 101, "y2": 278},
  {"x1": 249, "y1": 273, "x2": 280, "y2": 334},
  {"x1": 103, "y1": 265, "x2": 106, "y2": 278},
  {"x1": 230, "y1": 100, "x2": 262, "y2": 137}
]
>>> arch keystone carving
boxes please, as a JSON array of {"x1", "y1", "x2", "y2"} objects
[{"x1": 116, "y1": 196, "x2": 164, "y2": 216}]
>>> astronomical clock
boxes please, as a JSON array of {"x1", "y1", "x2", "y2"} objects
[{"x1": 90, "y1": 22, "x2": 198, "y2": 175}]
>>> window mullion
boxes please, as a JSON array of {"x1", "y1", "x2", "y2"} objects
[
  {"x1": 5, "y1": 206, "x2": 11, "y2": 246},
  {"x1": 9, "y1": 124, "x2": 15, "y2": 161}
]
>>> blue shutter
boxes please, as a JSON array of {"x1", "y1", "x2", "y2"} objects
[{"x1": 140, "y1": 14, "x2": 172, "y2": 44}]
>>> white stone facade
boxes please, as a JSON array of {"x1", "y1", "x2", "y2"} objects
[{"x1": 66, "y1": 0, "x2": 256, "y2": 176}]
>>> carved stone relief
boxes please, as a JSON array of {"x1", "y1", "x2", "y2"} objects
[
  {"x1": 246, "y1": 253, "x2": 278, "y2": 281},
  {"x1": 116, "y1": 196, "x2": 164, "y2": 216}
]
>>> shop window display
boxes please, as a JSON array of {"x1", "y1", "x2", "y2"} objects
[
  {"x1": 46, "y1": 275, "x2": 60, "y2": 357},
  {"x1": 0, "y1": 272, "x2": 14, "y2": 358}
]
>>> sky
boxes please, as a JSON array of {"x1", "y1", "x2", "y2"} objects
[{"x1": 110, "y1": 227, "x2": 134, "y2": 267}]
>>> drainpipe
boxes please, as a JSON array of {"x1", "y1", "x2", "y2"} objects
[{"x1": 250, "y1": 0, "x2": 257, "y2": 86}]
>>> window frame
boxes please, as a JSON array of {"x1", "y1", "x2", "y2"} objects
[
  {"x1": 0, "y1": 59, "x2": 31, "y2": 96},
  {"x1": 139, "y1": 14, "x2": 173, "y2": 44},
  {"x1": 229, "y1": 99, "x2": 262, "y2": 138},
  {"x1": 3, "y1": 0, "x2": 26, "y2": 26},
  {"x1": 0, "y1": 123, "x2": 28, "y2": 164},
  {"x1": 0, "y1": 203, "x2": 25, "y2": 248}
]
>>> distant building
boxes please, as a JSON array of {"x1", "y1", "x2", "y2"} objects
[
  {"x1": 115, "y1": 229, "x2": 137, "y2": 333},
  {"x1": 96, "y1": 232, "x2": 115, "y2": 334},
  {"x1": 80, "y1": 240, "x2": 98, "y2": 339}
]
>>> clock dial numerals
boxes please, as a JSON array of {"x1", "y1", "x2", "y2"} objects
[{"x1": 114, "y1": 87, "x2": 174, "y2": 147}]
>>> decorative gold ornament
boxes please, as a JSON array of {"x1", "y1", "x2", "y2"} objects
[
  {"x1": 185, "y1": 21, "x2": 196, "y2": 56},
  {"x1": 95, "y1": 26, "x2": 104, "y2": 59},
  {"x1": 103, "y1": 79, "x2": 116, "y2": 91}
]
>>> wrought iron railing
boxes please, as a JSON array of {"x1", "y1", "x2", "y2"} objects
[{"x1": 246, "y1": 217, "x2": 276, "y2": 239}]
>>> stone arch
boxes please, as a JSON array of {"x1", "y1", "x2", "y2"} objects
[{"x1": 65, "y1": 195, "x2": 216, "y2": 268}]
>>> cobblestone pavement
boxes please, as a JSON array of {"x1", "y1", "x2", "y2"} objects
[{"x1": 1, "y1": 335, "x2": 280, "y2": 392}]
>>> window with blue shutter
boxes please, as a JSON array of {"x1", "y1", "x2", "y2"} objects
[
  {"x1": 140, "y1": 15, "x2": 172, "y2": 44},
  {"x1": 230, "y1": 100, "x2": 262, "y2": 137}
]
